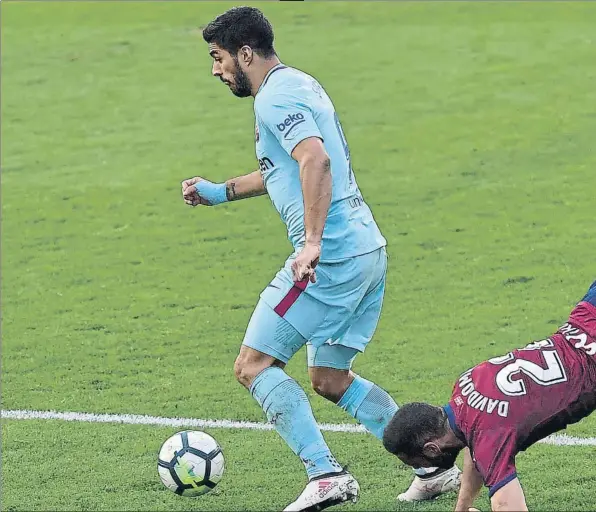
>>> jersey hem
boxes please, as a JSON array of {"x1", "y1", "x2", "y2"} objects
[
  {"x1": 307, "y1": 242, "x2": 387, "y2": 264},
  {"x1": 579, "y1": 300, "x2": 596, "y2": 313},
  {"x1": 577, "y1": 300, "x2": 596, "y2": 330}
]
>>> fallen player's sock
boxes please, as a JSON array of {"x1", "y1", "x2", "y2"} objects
[{"x1": 251, "y1": 366, "x2": 342, "y2": 480}]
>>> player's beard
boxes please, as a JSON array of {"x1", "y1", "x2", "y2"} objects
[
  {"x1": 427, "y1": 446, "x2": 461, "y2": 470},
  {"x1": 227, "y1": 58, "x2": 252, "y2": 98}
]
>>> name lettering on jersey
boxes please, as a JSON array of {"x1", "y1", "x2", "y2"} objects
[
  {"x1": 276, "y1": 113, "x2": 305, "y2": 138},
  {"x1": 457, "y1": 370, "x2": 510, "y2": 418},
  {"x1": 348, "y1": 196, "x2": 363, "y2": 209},
  {"x1": 559, "y1": 322, "x2": 596, "y2": 356},
  {"x1": 258, "y1": 157, "x2": 275, "y2": 174}
]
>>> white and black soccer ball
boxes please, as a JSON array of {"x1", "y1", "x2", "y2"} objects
[{"x1": 157, "y1": 430, "x2": 224, "y2": 497}]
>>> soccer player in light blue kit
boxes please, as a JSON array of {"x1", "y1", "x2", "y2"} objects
[{"x1": 182, "y1": 7, "x2": 460, "y2": 510}]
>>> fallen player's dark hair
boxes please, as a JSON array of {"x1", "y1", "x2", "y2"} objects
[
  {"x1": 382, "y1": 402, "x2": 448, "y2": 456},
  {"x1": 203, "y1": 6, "x2": 276, "y2": 59}
]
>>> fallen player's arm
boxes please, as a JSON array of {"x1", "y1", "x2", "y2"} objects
[
  {"x1": 292, "y1": 137, "x2": 332, "y2": 246},
  {"x1": 454, "y1": 448, "x2": 484, "y2": 512},
  {"x1": 225, "y1": 170, "x2": 267, "y2": 201},
  {"x1": 490, "y1": 478, "x2": 528, "y2": 511}
]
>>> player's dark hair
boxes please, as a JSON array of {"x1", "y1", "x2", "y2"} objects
[
  {"x1": 203, "y1": 7, "x2": 276, "y2": 59},
  {"x1": 382, "y1": 403, "x2": 448, "y2": 456}
]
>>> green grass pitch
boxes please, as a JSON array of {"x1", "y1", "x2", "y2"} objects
[{"x1": 2, "y1": 1, "x2": 596, "y2": 510}]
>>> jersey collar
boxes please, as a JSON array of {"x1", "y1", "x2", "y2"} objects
[
  {"x1": 443, "y1": 404, "x2": 467, "y2": 444},
  {"x1": 256, "y1": 63, "x2": 287, "y2": 96}
]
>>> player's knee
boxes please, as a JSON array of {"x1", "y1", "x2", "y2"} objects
[
  {"x1": 233, "y1": 356, "x2": 253, "y2": 388},
  {"x1": 234, "y1": 351, "x2": 279, "y2": 389}
]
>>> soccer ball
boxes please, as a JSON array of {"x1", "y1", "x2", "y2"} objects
[{"x1": 157, "y1": 430, "x2": 225, "y2": 496}]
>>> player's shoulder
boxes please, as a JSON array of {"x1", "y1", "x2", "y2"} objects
[
  {"x1": 266, "y1": 65, "x2": 316, "y2": 92},
  {"x1": 255, "y1": 66, "x2": 318, "y2": 111}
]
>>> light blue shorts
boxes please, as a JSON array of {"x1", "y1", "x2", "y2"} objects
[{"x1": 242, "y1": 246, "x2": 387, "y2": 369}]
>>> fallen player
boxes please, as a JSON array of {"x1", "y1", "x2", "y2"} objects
[{"x1": 382, "y1": 280, "x2": 596, "y2": 511}]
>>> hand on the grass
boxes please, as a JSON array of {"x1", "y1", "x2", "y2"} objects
[
  {"x1": 455, "y1": 503, "x2": 480, "y2": 512},
  {"x1": 291, "y1": 243, "x2": 320, "y2": 283},
  {"x1": 181, "y1": 177, "x2": 211, "y2": 206}
]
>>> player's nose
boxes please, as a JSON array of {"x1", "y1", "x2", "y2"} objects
[{"x1": 212, "y1": 61, "x2": 222, "y2": 77}]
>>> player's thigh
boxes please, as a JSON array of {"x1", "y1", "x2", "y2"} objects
[
  {"x1": 260, "y1": 253, "x2": 351, "y2": 345},
  {"x1": 255, "y1": 247, "x2": 386, "y2": 358},
  {"x1": 335, "y1": 248, "x2": 387, "y2": 353},
  {"x1": 305, "y1": 289, "x2": 381, "y2": 371},
  {"x1": 305, "y1": 247, "x2": 388, "y2": 347},
  {"x1": 307, "y1": 343, "x2": 360, "y2": 370},
  {"x1": 307, "y1": 248, "x2": 387, "y2": 369},
  {"x1": 242, "y1": 299, "x2": 306, "y2": 364}
]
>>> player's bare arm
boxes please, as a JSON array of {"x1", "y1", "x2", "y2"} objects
[
  {"x1": 490, "y1": 478, "x2": 528, "y2": 511},
  {"x1": 181, "y1": 171, "x2": 266, "y2": 207},
  {"x1": 290, "y1": 136, "x2": 332, "y2": 283},
  {"x1": 454, "y1": 448, "x2": 483, "y2": 512},
  {"x1": 225, "y1": 171, "x2": 267, "y2": 201}
]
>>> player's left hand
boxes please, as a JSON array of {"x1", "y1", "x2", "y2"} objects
[{"x1": 292, "y1": 243, "x2": 320, "y2": 283}]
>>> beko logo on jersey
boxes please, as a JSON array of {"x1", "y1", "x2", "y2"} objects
[
  {"x1": 457, "y1": 370, "x2": 510, "y2": 418},
  {"x1": 276, "y1": 113, "x2": 305, "y2": 138}
]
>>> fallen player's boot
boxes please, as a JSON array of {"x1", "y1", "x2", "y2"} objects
[
  {"x1": 397, "y1": 465, "x2": 461, "y2": 502},
  {"x1": 283, "y1": 470, "x2": 359, "y2": 512}
]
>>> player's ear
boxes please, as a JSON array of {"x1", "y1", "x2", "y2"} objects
[
  {"x1": 238, "y1": 45, "x2": 254, "y2": 66},
  {"x1": 422, "y1": 441, "x2": 442, "y2": 458}
]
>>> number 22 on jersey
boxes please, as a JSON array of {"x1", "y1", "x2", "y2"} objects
[{"x1": 488, "y1": 339, "x2": 568, "y2": 397}]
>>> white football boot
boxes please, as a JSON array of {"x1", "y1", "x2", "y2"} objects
[
  {"x1": 283, "y1": 471, "x2": 360, "y2": 512},
  {"x1": 397, "y1": 466, "x2": 461, "y2": 502}
]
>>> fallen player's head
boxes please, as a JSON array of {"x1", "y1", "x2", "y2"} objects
[
  {"x1": 382, "y1": 402, "x2": 463, "y2": 470},
  {"x1": 203, "y1": 7, "x2": 276, "y2": 98}
]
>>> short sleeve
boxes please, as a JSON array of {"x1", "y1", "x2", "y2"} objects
[
  {"x1": 470, "y1": 428, "x2": 518, "y2": 498},
  {"x1": 256, "y1": 93, "x2": 323, "y2": 156}
]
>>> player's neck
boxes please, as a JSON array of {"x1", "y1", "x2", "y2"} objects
[{"x1": 251, "y1": 57, "x2": 283, "y2": 97}]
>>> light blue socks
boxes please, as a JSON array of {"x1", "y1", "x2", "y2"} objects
[
  {"x1": 337, "y1": 375, "x2": 437, "y2": 477},
  {"x1": 337, "y1": 375, "x2": 397, "y2": 439},
  {"x1": 251, "y1": 368, "x2": 437, "y2": 480},
  {"x1": 250, "y1": 367, "x2": 342, "y2": 480}
]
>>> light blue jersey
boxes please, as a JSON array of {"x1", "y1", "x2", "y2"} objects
[{"x1": 254, "y1": 64, "x2": 386, "y2": 262}]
